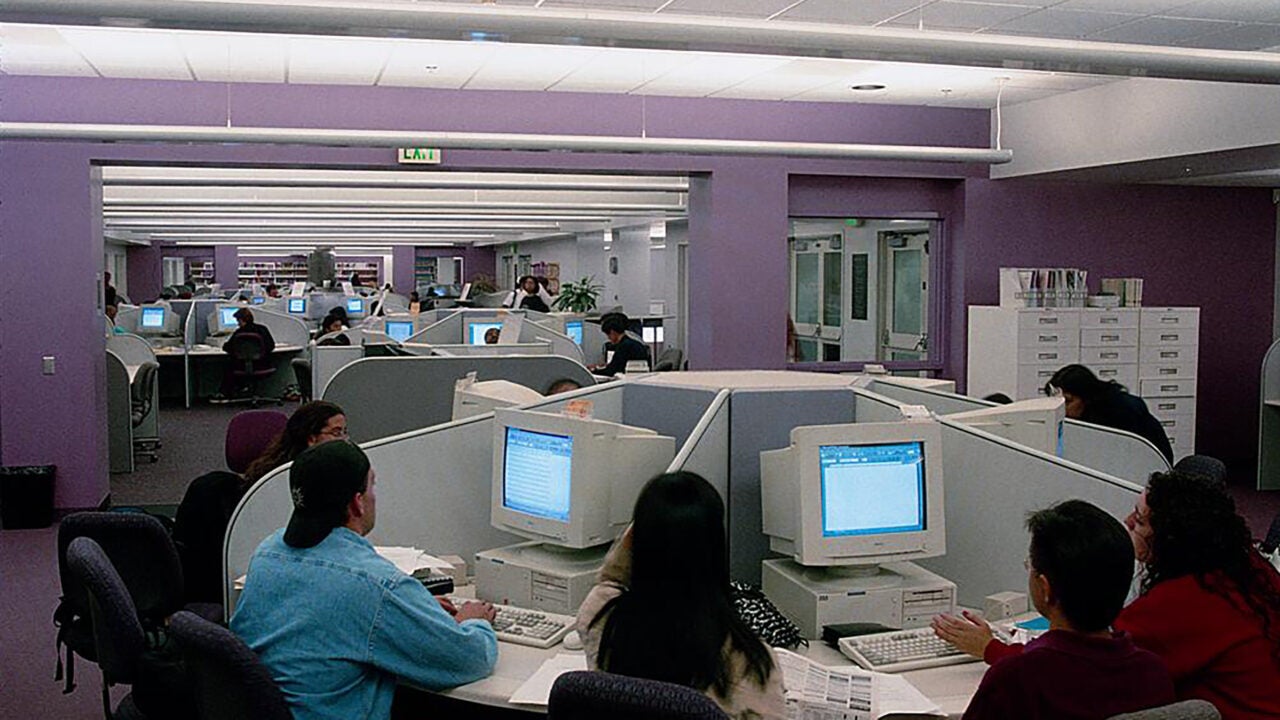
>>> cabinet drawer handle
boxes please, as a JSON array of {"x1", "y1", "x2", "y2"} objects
[
  {"x1": 1038, "y1": 370, "x2": 1054, "y2": 378},
  {"x1": 1101, "y1": 317, "x2": 1118, "y2": 324},
  {"x1": 1038, "y1": 335, "x2": 1058, "y2": 342},
  {"x1": 1158, "y1": 403, "x2": 1176, "y2": 411},
  {"x1": 1160, "y1": 384, "x2": 1178, "y2": 392},
  {"x1": 1160, "y1": 351, "x2": 1179, "y2": 358},
  {"x1": 1161, "y1": 420, "x2": 1176, "y2": 428},
  {"x1": 1101, "y1": 334, "x2": 1120, "y2": 342},
  {"x1": 1101, "y1": 352, "x2": 1119, "y2": 359},
  {"x1": 1038, "y1": 317, "x2": 1058, "y2": 325},
  {"x1": 1038, "y1": 352, "x2": 1058, "y2": 360},
  {"x1": 1160, "y1": 317, "x2": 1179, "y2": 324},
  {"x1": 1160, "y1": 334, "x2": 1180, "y2": 342},
  {"x1": 1159, "y1": 368, "x2": 1178, "y2": 375},
  {"x1": 1100, "y1": 369, "x2": 1117, "y2": 377}
]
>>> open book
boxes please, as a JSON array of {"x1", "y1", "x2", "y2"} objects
[{"x1": 775, "y1": 648, "x2": 945, "y2": 720}]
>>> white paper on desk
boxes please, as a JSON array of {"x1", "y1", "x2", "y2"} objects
[
  {"x1": 776, "y1": 649, "x2": 942, "y2": 720},
  {"x1": 509, "y1": 653, "x2": 588, "y2": 706},
  {"x1": 373, "y1": 546, "x2": 453, "y2": 575}
]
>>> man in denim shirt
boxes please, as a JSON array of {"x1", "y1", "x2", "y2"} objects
[{"x1": 231, "y1": 441, "x2": 498, "y2": 720}]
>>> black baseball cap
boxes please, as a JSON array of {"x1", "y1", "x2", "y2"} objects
[{"x1": 283, "y1": 440, "x2": 372, "y2": 549}]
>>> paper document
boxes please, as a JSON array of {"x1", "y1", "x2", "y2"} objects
[
  {"x1": 509, "y1": 653, "x2": 589, "y2": 706},
  {"x1": 373, "y1": 546, "x2": 454, "y2": 575},
  {"x1": 776, "y1": 648, "x2": 943, "y2": 720}
]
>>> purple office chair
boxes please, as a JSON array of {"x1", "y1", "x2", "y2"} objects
[{"x1": 225, "y1": 410, "x2": 289, "y2": 475}]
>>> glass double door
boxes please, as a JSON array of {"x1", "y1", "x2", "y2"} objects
[{"x1": 790, "y1": 236, "x2": 842, "y2": 362}]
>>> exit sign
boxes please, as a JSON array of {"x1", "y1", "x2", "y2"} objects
[{"x1": 397, "y1": 148, "x2": 442, "y2": 164}]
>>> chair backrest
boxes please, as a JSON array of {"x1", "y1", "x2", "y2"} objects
[
  {"x1": 168, "y1": 611, "x2": 292, "y2": 720},
  {"x1": 225, "y1": 410, "x2": 289, "y2": 474},
  {"x1": 654, "y1": 347, "x2": 683, "y2": 372},
  {"x1": 225, "y1": 333, "x2": 266, "y2": 363},
  {"x1": 65, "y1": 537, "x2": 145, "y2": 687},
  {"x1": 291, "y1": 358, "x2": 313, "y2": 401},
  {"x1": 548, "y1": 671, "x2": 729, "y2": 720},
  {"x1": 130, "y1": 362, "x2": 159, "y2": 407},
  {"x1": 59, "y1": 512, "x2": 185, "y2": 627},
  {"x1": 1108, "y1": 699, "x2": 1222, "y2": 720},
  {"x1": 1172, "y1": 454, "x2": 1227, "y2": 486},
  {"x1": 1261, "y1": 509, "x2": 1280, "y2": 556}
]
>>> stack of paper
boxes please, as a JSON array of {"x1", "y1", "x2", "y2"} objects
[
  {"x1": 509, "y1": 654, "x2": 589, "y2": 705},
  {"x1": 775, "y1": 648, "x2": 943, "y2": 720},
  {"x1": 373, "y1": 546, "x2": 454, "y2": 575}
]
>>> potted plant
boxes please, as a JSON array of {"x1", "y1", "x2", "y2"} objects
[
  {"x1": 553, "y1": 276, "x2": 603, "y2": 313},
  {"x1": 467, "y1": 273, "x2": 498, "y2": 295}
]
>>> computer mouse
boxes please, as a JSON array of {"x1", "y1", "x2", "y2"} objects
[{"x1": 562, "y1": 630, "x2": 584, "y2": 651}]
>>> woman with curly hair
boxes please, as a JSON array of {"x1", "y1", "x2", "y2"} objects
[{"x1": 935, "y1": 470, "x2": 1280, "y2": 720}]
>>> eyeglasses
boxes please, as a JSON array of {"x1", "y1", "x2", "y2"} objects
[{"x1": 319, "y1": 426, "x2": 349, "y2": 439}]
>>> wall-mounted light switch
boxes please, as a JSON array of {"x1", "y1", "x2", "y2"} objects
[{"x1": 42, "y1": 356, "x2": 56, "y2": 375}]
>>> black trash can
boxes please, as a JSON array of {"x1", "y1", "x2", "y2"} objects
[{"x1": 0, "y1": 465, "x2": 56, "y2": 529}]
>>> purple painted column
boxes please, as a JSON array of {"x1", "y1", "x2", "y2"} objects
[
  {"x1": 126, "y1": 243, "x2": 162, "y2": 303},
  {"x1": 392, "y1": 246, "x2": 416, "y2": 294},
  {"x1": 0, "y1": 145, "x2": 108, "y2": 509},
  {"x1": 687, "y1": 163, "x2": 789, "y2": 370},
  {"x1": 214, "y1": 245, "x2": 238, "y2": 288}
]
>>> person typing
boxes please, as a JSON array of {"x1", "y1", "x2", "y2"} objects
[{"x1": 230, "y1": 441, "x2": 498, "y2": 720}]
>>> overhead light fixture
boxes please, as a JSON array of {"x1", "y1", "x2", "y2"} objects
[{"x1": 850, "y1": 84, "x2": 886, "y2": 91}]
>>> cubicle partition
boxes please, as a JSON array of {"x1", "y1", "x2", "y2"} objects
[
  {"x1": 323, "y1": 355, "x2": 596, "y2": 443},
  {"x1": 105, "y1": 350, "x2": 135, "y2": 473},
  {"x1": 407, "y1": 343, "x2": 552, "y2": 357}
]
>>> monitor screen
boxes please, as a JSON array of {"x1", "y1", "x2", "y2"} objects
[
  {"x1": 819, "y1": 442, "x2": 925, "y2": 537},
  {"x1": 502, "y1": 427, "x2": 573, "y2": 522},
  {"x1": 140, "y1": 307, "x2": 166, "y2": 329},
  {"x1": 565, "y1": 320, "x2": 584, "y2": 346},
  {"x1": 287, "y1": 298, "x2": 306, "y2": 314},
  {"x1": 385, "y1": 320, "x2": 414, "y2": 343},
  {"x1": 218, "y1": 307, "x2": 239, "y2": 328},
  {"x1": 347, "y1": 297, "x2": 363, "y2": 313},
  {"x1": 468, "y1": 321, "x2": 504, "y2": 345},
  {"x1": 433, "y1": 286, "x2": 451, "y2": 298},
  {"x1": 250, "y1": 296, "x2": 266, "y2": 305}
]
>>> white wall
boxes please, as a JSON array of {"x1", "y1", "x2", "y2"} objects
[{"x1": 104, "y1": 242, "x2": 128, "y2": 298}]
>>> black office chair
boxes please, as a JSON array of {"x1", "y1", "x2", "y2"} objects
[
  {"x1": 129, "y1": 362, "x2": 160, "y2": 463},
  {"x1": 290, "y1": 357, "x2": 312, "y2": 401},
  {"x1": 654, "y1": 347, "x2": 684, "y2": 372},
  {"x1": 548, "y1": 671, "x2": 730, "y2": 720},
  {"x1": 223, "y1": 333, "x2": 278, "y2": 407},
  {"x1": 1108, "y1": 699, "x2": 1221, "y2": 720},
  {"x1": 1171, "y1": 454, "x2": 1227, "y2": 487},
  {"x1": 168, "y1": 611, "x2": 292, "y2": 720}
]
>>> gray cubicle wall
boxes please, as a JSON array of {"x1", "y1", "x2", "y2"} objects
[
  {"x1": 106, "y1": 334, "x2": 159, "y2": 443},
  {"x1": 728, "y1": 388, "x2": 861, "y2": 582},
  {"x1": 105, "y1": 350, "x2": 134, "y2": 473},
  {"x1": 324, "y1": 355, "x2": 597, "y2": 443},
  {"x1": 867, "y1": 379, "x2": 1170, "y2": 484}
]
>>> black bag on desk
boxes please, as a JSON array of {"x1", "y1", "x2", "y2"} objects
[{"x1": 730, "y1": 581, "x2": 807, "y2": 650}]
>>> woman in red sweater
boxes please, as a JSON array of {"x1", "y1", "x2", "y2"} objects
[{"x1": 936, "y1": 471, "x2": 1280, "y2": 720}]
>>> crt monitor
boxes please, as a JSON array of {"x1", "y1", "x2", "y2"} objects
[
  {"x1": 384, "y1": 320, "x2": 415, "y2": 343},
  {"x1": 491, "y1": 408, "x2": 677, "y2": 550},
  {"x1": 453, "y1": 378, "x2": 544, "y2": 421},
  {"x1": 211, "y1": 306, "x2": 240, "y2": 335},
  {"x1": 250, "y1": 296, "x2": 266, "y2": 305},
  {"x1": 137, "y1": 305, "x2": 174, "y2": 335},
  {"x1": 468, "y1": 320, "x2": 504, "y2": 345},
  {"x1": 943, "y1": 397, "x2": 1066, "y2": 457},
  {"x1": 565, "y1": 320, "x2": 584, "y2": 346},
  {"x1": 760, "y1": 420, "x2": 946, "y2": 568},
  {"x1": 346, "y1": 297, "x2": 365, "y2": 315},
  {"x1": 287, "y1": 298, "x2": 307, "y2": 316}
]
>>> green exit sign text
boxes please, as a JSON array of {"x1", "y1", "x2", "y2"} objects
[{"x1": 397, "y1": 148, "x2": 442, "y2": 164}]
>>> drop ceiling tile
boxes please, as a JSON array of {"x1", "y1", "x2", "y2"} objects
[
  {"x1": 632, "y1": 52, "x2": 791, "y2": 96},
  {"x1": 1175, "y1": 22, "x2": 1280, "y2": 50},
  {"x1": 989, "y1": 8, "x2": 1141, "y2": 37},
  {"x1": 1088, "y1": 15, "x2": 1236, "y2": 44},
  {"x1": 288, "y1": 37, "x2": 390, "y2": 85},
  {"x1": 59, "y1": 27, "x2": 192, "y2": 80},
  {"x1": 378, "y1": 40, "x2": 497, "y2": 88},
  {"x1": 709, "y1": 57, "x2": 880, "y2": 100},
  {"x1": 883, "y1": 2, "x2": 1041, "y2": 31},
  {"x1": 181, "y1": 33, "x2": 286, "y2": 83},
  {"x1": 466, "y1": 44, "x2": 601, "y2": 91},
  {"x1": 550, "y1": 47, "x2": 691, "y2": 93},
  {"x1": 1163, "y1": 0, "x2": 1280, "y2": 23},
  {"x1": 541, "y1": 0, "x2": 670, "y2": 8},
  {"x1": 0, "y1": 24, "x2": 98, "y2": 76},
  {"x1": 658, "y1": 0, "x2": 799, "y2": 19},
  {"x1": 1053, "y1": 0, "x2": 1189, "y2": 12},
  {"x1": 776, "y1": 0, "x2": 929, "y2": 25}
]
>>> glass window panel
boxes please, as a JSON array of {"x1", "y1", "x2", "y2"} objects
[
  {"x1": 823, "y1": 251, "x2": 842, "y2": 327},
  {"x1": 796, "y1": 339, "x2": 818, "y2": 362},
  {"x1": 892, "y1": 250, "x2": 923, "y2": 335},
  {"x1": 795, "y1": 254, "x2": 819, "y2": 325}
]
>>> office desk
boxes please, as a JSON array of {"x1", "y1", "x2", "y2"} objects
[
  {"x1": 160, "y1": 344, "x2": 305, "y2": 407},
  {"x1": 419, "y1": 636, "x2": 984, "y2": 718}
]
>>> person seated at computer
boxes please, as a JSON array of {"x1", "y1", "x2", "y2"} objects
[
  {"x1": 349, "y1": 271, "x2": 363, "y2": 288},
  {"x1": 939, "y1": 499, "x2": 1174, "y2": 720},
  {"x1": 104, "y1": 303, "x2": 127, "y2": 334},
  {"x1": 577, "y1": 472, "x2": 785, "y2": 720},
  {"x1": 317, "y1": 315, "x2": 352, "y2": 346},
  {"x1": 505, "y1": 275, "x2": 552, "y2": 313},
  {"x1": 216, "y1": 308, "x2": 277, "y2": 398},
  {"x1": 938, "y1": 472, "x2": 1280, "y2": 720},
  {"x1": 104, "y1": 271, "x2": 117, "y2": 307},
  {"x1": 1045, "y1": 364, "x2": 1172, "y2": 462},
  {"x1": 591, "y1": 313, "x2": 651, "y2": 377},
  {"x1": 173, "y1": 401, "x2": 347, "y2": 604},
  {"x1": 231, "y1": 441, "x2": 498, "y2": 720},
  {"x1": 546, "y1": 378, "x2": 582, "y2": 395},
  {"x1": 484, "y1": 327, "x2": 500, "y2": 345},
  {"x1": 265, "y1": 283, "x2": 282, "y2": 299}
]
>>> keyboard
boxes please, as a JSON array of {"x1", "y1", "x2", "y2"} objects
[
  {"x1": 443, "y1": 595, "x2": 575, "y2": 649},
  {"x1": 837, "y1": 627, "x2": 980, "y2": 673}
]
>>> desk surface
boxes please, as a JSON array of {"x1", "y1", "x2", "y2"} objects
[
  {"x1": 187, "y1": 343, "x2": 304, "y2": 356},
  {"x1": 432, "y1": 631, "x2": 984, "y2": 717}
]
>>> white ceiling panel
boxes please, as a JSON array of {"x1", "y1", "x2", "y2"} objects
[
  {"x1": 709, "y1": 57, "x2": 881, "y2": 101},
  {"x1": 466, "y1": 44, "x2": 600, "y2": 90},
  {"x1": 542, "y1": 0, "x2": 670, "y2": 9},
  {"x1": 885, "y1": 2, "x2": 1042, "y2": 32},
  {"x1": 180, "y1": 33, "x2": 286, "y2": 83},
  {"x1": 0, "y1": 24, "x2": 98, "y2": 76},
  {"x1": 658, "y1": 0, "x2": 799, "y2": 19},
  {"x1": 776, "y1": 0, "x2": 931, "y2": 25},
  {"x1": 550, "y1": 47, "x2": 691, "y2": 93},
  {"x1": 1088, "y1": 16, "x2": 1237, "y2": 44},
  {"x1": 989, "y1": 8, "x2": 1141, "y2": 37},
  {"x1": 1178, "y1": 23, "x2": 1280, "y2": 51},
  {"x1": 632, "y1": 52, "x2": 791, "y2": 96},
  {"x1": 1052, "y1": 0, "x2": 1189, "y2": 12},
  {"x1": 378, "y1": 39, "x2": 496, "y2": 88},
  {"x1": 59, "y1": 27, "x2": 192, "y2": 80},
  {"x1": 288, "y1": 37, "x2": 389, "y2": 85},
  {"x1": 1165, "y1": 1, "x2": 1280, "y2": 24}
]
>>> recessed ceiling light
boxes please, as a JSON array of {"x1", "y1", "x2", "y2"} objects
[
  {"x1": 851, "y1": 84, "x2": 886, "y2": 91},
  {"x1": 424, "y1": 65, "x2": 440, "y2": 73}
]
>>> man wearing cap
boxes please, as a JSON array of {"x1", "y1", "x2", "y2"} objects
[{"x1": 230, "y1": 441, "x2": 498, "y2": 720}]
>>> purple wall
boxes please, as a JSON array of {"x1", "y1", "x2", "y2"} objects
[
  {"x1": 126, "y1": 243, "x2": 162, "y2": 303},
  {"x1": 416, "y1": 247, "x2": 498, "y2": 287},
  {"x1": 213, "y1": 246, "x2": 238, "y2": 288},
  {"x1": 0, "y1": 74, "x2": 1273, "y2": 508}
]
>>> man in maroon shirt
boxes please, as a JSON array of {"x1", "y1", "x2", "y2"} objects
[{"x1": 942, "y1": 500, "x2": 1174, "y2": 720}]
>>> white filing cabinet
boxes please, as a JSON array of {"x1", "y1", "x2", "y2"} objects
[{"x1": 967, "y1": 305, "x2": 1198, "y2": 459}]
